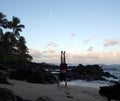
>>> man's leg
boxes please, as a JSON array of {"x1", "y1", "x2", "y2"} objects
[
  {"x1": 65, "y1": 79, "x2": 67, "y2": 87},
  {"x1": 63, "y1": 51, "x2": 66, "y2": 64},
  {"x1": 57, "y1": 78, "x2": 60, "y2": 87},
  {"x1": 61, "y1": 51, "x2": 63, "y2": 64}
]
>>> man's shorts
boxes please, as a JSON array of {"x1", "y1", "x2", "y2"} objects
[{"x1": 59, "y1": 72, "x2": 66, "y2": 81}]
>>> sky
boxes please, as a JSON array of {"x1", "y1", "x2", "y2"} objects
[{"x1": 0, "y1": 0, "x2": 120, "y2": 65}]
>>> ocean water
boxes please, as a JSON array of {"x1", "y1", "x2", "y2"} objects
[
  {"x1": 102, "y1": 64, "x2": 120, "y2": 80},
  {"x1": 62, "y1": 64, "x2": 120, "y2": 88}
]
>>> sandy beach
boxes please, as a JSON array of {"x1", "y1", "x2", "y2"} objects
[{"x1": 0, "y1": 80, "x2": 107, "y2": 101}]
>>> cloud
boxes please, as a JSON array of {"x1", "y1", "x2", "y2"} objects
[
  {"x1": 69, "y1": 32, "x2": 76, "y2": 37},
  {"x1": 41, "y1": 49, "x2": 60, "y2": 63},
  {"x1": 29, "y1": 48, "x2": 42, "y2": 58},
  {"x1": 29, "y1": 48, "x2": 60, "y2": 63},
  {"x1": 103, "y1": 39, "x2": 120, "y2": 47},
  {"x1": 67, "y1": 51, "x2": 120, "y2": 64},
  {"x1": 29, "y1": 48, "x2": 42, "y2": 62},
  {"x1": 29, "y1": 48, "x2": 120, "y2": 64},
  {"x1": 83, "y1": 35, "x2": 96, "y2": 44},
  {"x1": 47, "y1": 42, "x2": 58, "y2": 47},
  {"x1": 42, "y1": 48, "x2": 57, "y2": 54},
  {"x1": 87, "y1": 46, "x2": 93, "y2": 51}
]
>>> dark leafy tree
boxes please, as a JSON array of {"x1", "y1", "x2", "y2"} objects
[{"x1": 0, "y1": 12, "x2": 32, "y2": 63}]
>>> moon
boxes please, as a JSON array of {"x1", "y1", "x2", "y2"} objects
[{"x1": 48, "y1": 12, "x2": 52, "y2": 16}]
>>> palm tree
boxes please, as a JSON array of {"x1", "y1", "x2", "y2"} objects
[
  {"x1": 0, "y1": 31, "x2": 18, "y2": 63},
  {"x1": 17, "y1": 36, "x2": 33, "y2": 61},
  {"x1": 0, "y1": 12, "x2": 7, "y2": 28},
  {"x1": 0, "y1": 12, "x2": 32, "y2": 63},
  {"x1": 8, "y1": 16, "x2": 25, "y2": 37},
  {"x1": 7, "y1": 16, "x2": 25, "y2": 55},
  {"x1": 0, "y1": 12, "x2": 10, "y2": 53},
  {"x1": 0, "y1": 28, "x2": 3, "y2": 41},
  {"x1": 17, "y1": 36, "x2": 28, "y2": 54},
  {"x1": 0, "y1": 12, "x2": 7, "y2": 49},
  {"x1": 0, "y1": 28, "x2": 4, "y2": 56},
  {"x1": 1, "y1": 32, "x2": 12, "y2": 53}
]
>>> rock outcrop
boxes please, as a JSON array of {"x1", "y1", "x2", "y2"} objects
[
  {"x1": 0, "y1": 62, "x2": 116, "y2": 84},
  {"x1": 0, "y1": 62, "x2": 57, "y2": 84},
  {"x1": 67, "y1": 64, "x2": 114, "y2": 81},
  {"x1": 99, "y1": 83, "x2": 120, "y2": 101},
  {"x1": 0, "y1": 87, "x2": 24, "y2": 101}
]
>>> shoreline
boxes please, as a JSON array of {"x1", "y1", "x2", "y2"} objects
[
  {"x1": 0, "y1": 79, "x2": 106, "y2": 101},
  {"x1": 64, "y1": 79, "x2": 115, "y2": 88}
]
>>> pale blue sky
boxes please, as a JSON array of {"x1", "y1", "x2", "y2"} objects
[{"x1": 0, "y1": 0, "x2": 120, "y2": 64}]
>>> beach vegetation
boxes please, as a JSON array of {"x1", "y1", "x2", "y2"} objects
[{"x1": 0, "y1": 12, "x2": 32, "y2": 63}]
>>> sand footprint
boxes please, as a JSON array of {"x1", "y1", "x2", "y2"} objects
[
  {"x1": 57, "y1": 86, "x2": 80, "y2": 100},
  {"x1": 64, "y1": 87, "x2": 74, "y2": 99}
]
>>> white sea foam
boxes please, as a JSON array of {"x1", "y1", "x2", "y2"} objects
[
  {"x1": 61, "y1": 64, "x2": 120, "y2": 88},
  {"x1": 67, "y1": 80, "x2": 114, "y2": 88}
]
